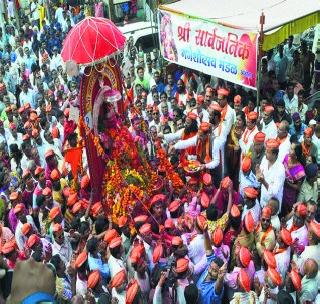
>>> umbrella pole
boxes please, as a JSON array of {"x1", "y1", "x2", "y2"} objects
[{"x1": 256, "y1": 12, "x2": 265, "y2": 115}]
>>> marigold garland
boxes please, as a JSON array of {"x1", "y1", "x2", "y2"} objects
[
  {"x1": 79, "y1": 114, "x2": 184, "y2": 221},
  {"x1": 79, "y1": 116, "x2": 104, "y2": 156},
  {"x1": 157, "y1": 147, "x2": 184, "y2": 189}
]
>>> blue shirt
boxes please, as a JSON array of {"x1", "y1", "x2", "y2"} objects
[
  {"x1": 273, "y1": 90, "x2": 285, "y2": 103},
  {"x1": 25, "y1": 56, "x2": 36, "y2": 71},
  {"x1": 88, "y1": 253, "x2": 110, "y2": 280},
  {"x1": 196, "y1": 254, "x2": 223, "y2": 304},
  {"x1": 2, "y1": 51, "x2": 17, "y2": 63},
  {"x1": 289, "y1": 123, "x2": 307, "y2": 141},
  {"x1": 156, "y1": 82, "x2": 165, "y2": 94},
  {"x1": 164, "y1": 84, "x2": 177, "y2": 97}
]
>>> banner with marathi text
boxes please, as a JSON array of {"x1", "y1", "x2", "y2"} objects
[{"x1": 158, "y1": 9, "x2": 258, "y2": 89}]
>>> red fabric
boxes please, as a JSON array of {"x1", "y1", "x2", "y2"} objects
[
  {"x1": 61, "y1": 17, "x2": 126, "y2": 65},
  {"x1": 15, "y1": 0, "x2": 20, "y2": 9},
  {"x1": 216, "y1": 191, "x2": 240, "y2": 214},
  {"x1": 223, "y1": 229, "x2": 238, "y2": 248},
  {"x1": 63, "y1": 120, "x2": 77, "y2": 144},
  {"x1": 79, "y1": 62, "x2": 123, "y2": 202},
  {"x1": 64, "y1": 147, "x2": 83, "y2": 178}
]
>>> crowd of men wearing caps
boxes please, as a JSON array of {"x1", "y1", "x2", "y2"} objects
[
  {"x1": 0, "y1": 9, "x2": 320, "y2": 301},
  {"x1": 2, "y1": 78, "x2": 320, "y2": 303}
]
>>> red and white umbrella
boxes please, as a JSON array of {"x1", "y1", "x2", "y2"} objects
[{"x1": 61, "y1": 17, "x2": 126, "y2": 67}]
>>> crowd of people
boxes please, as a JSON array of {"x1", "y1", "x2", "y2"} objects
[{"x1": 0, "y1": 1, "x2": 319, "y2": 304}]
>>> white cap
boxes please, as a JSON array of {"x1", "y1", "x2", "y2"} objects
[{"x1": 309, "y1": 119, "x2": 317, "y2": 126}]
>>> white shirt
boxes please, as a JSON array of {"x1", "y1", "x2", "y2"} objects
[
  {"x1": 52, "y1": 234, "x2": 73, "y2": 266},
  {"x1": 262, "y1": 120, "x2": 278, "y2": 140},
  {"x1": 188, "y1": 234, "x2": 205, "y2": 264},
  {"x1": 50, "y1": 54, "x2": 63, "y2": 71},
  {"x1": 295, "y1": 244, "x2": 320, "y2": 275},
  {"x1": 55, "y1": 7, "x2": 64, "y2": 25},
  {"x1": 31, "y1": 2, "x2": 40, "y2": 20},
  {"x1": 278, "y1": 135, "x2": 291, "y2": 163},
  {"x1": 15, "y1": 215, "x2": 38, "y2": 250},
  {"x1": 298, "y1": 103, "x2": 308, "y2": 122},
  {"x1": 19, "y1": 89, "x2": 35, "y2": 107},
  {"x1": 112, "y1": 288, "x2": 126, "y2": 304},
  {"x1": 259, "y1": 156, "x2": 285, "y2": 211},
  {"x1": 20, "y1": 154, "x2": 33, "y2": 172},
  {"x1": 164, "y1": 128, "x2": 184, "y2": 143},
  {"x1": 239, "y1": 126, "x2": 259, "y2": 156},
  {"x1": 134, "y1": 271, "x2": 150, "y2": 296},
  {"x1": 108, "y1": 254, "x2": 125, "y2": 279},
  {"x1": 239, "y1": 171, "x2": 260, "y2": 198},
  {"x1": 283, "y1": 44, "x2": 296, "y2": 59},
  {"x1": 149, "y1": 120, "x2": 161, "y2": 133},
  {"x1": 271, "y1": 215, "x2": 281, "y2": 233},
  {"x1": 222, "y1": 104, "x2": 235, "y2": 135},
  {"x1": 287, "y1": 219, "x2": 308, "y2": 248},
  {"x1": 35, "y1": 141, "x2": 48, "y2": 167},
  {"x1": 76, "y1": 275, "x2": 87, "y2": 297},
  {"x1": 213, "y1": 123, "x2": 228, "y2": 144},
  {"x1": 259, "y1": 286, "x2": 278, "y2": 304},
  {"x1": 274, "y1": 245, "x2": 291, "y2": 279},
  {"x1": 191, "y1": 108, "x2": 209, "y2": 124},
  {"x1": 7, "y1": 133, "x2": 23, "y2": 151},
  {"x1": 174, "y1": 134, "x2": 222, "y2": 169},
  {"x1": 283, "y1": 94, "x2": 298, "y2": 115}
]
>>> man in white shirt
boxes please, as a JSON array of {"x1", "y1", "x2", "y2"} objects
[
  {"x1": 162, "y1": 111, "x2": 198, "y2": 149},
  {"x1": 188, "y1": 217, "x2": 206, "y2": 275},
  {"x1": 171, "y1": 122, "x2": 222, "y2": 171},
  {"x1": 7, "y1": 123, "x2": 23, "y2": 150},
  {"x1": 148, "y1": 106, "x2": 161, "y2": 133},
  {"x1": 23, "y1": 47, "x2": 37, "y2": 72},
  {"x1": 283, "y1": 82, "x2": 298, "y2": 115},
  {"x1": 294, "y1": 220, "x2": 320, "y2": 274},
  {"x1": 30, "y1": 0, "x2": 40, "y2": 27},
  {"x1": 191, "y1": 95, "x2": 209, "y2": 124},
  {"x1": 50, "y1": 46, "x2": 63, "y2": 71},
  {"x1": 55, "y1": 5, "x2": 65, "y2": 25},
  {"x1": 261, "y1": 105, "x2": 278, "y2": 140},
  {"x1": 276, "y1": 120, "x2": 291, "y2": 163},
  {"x1": 256, "y1": 139, "x2": 285, "y2": 211},
  {"x1": 217, "y1": 88, "x2": 235, "y2": 136},
  {"x1": 14, "y1": 203, "x2": 38, "y2": 250},
  {"x1": 283, "y1": 35, "x2": 296, "y2": 60},
  {"x1": 241, "y1": 187, "x2": 261, "y2": 228},
  {"x1": 239, "y1": 111, "x2": 259, "y2": 157},
  {"x1": 19, "y1": 81, "x2": 34, "y2": 107},
  {"x1": 32, "y1": 128, "x2": 47, "y2": 167},
  {"x1": 274, "y1": 228, "x2": 291, "y2": 279},
  {"x1": 273, "y1": 44, "x2": 289, "y2": 88},
  {"x1": 297, "y1": 90, "x2": 308, "y2": 122},
  {"x1": 286, "y1": 204, "x2": 309, "y2": 253},
  {"x1": 52, "y1": 223, "x2": 73, "y2": 266}
]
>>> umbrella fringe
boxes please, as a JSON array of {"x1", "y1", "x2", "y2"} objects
[{"x1": 70, "y1": 48, "x2": 125, "y2": 68}]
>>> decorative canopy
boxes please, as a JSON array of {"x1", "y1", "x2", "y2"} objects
[{"x1": 61, "y1": 17, "x2": 126, "y2": 66}]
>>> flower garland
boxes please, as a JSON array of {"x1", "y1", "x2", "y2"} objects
[
  {"x1": 86, "y1": 116, "x2": 183, "y2": 221},
  {"x1": 157, "y1": 147, "x2": 184, "y2": 190},
  {"x1": 78, "y1": 116, "x2": 104, "y2": 156},
  {"x1": 102, "y1": 125, "x2": 151, "y2": 220},
  {"x1": 104, "y1": 161, "x2": 147, "y2": 222}
]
